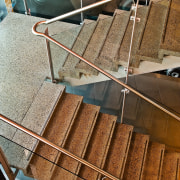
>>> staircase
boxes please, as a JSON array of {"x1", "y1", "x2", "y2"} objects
[
  {"x1": 2, "y1": 81, "x2": 179, "y2": 180},
  {"x1": 0, "y1": 0, "x2": 180, "y2": 179},
  {"x1": 55, "y1": 0, "x2": 180, "y2": 80}
]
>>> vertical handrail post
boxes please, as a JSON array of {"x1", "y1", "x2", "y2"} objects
[
  {"x1": 45, "y1": 28, "x2": 56, "y2": 83},
  {"x1": 23, "y1": 0, "x2": 30, "y2": 15},
  {"x1": 120, "y1": 0, "x2": 140, "y2": 123},
  {"x1": 80, "y1": 0, "x2": 84, "y2": 24},
  {"x1": 0, "y1": 147, "x2": 16, "y2": 180}
]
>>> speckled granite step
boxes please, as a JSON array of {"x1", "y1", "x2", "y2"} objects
[
  {"x1": 161, "y1": 152, "x2": 180, "y2": 180},
  {"x1": 135, "y1": 1, "x2": 169, "y2": 64},
  {"x1": 123, "y1": 132, "x2": 149, "y2": 180},
  {"x1": 159, "y1": 0, "x2": 180, "y2": 58},
  {"x1": 102, "y1": 123, "x2": 133, "y2": 180},
  {"x1": 102, "y1": 0, "x2": 120, "y2": 13},
  {"x1": 58, "y1": 19, "x2": 97, "y2": 79},
  {"x1": 29, "y1": 93, "x2": 83, "y2": 180},
  {"x1": 118, "y1": 5, "x2": 149, "y2": 68},
  {"x1": 96, "y1": 9, "x2": 131, "y2": 71},
  {"x1": 76, "y1": 113, "x2": 116, "y2": 180},
  {"x1": 51, "y1": 103, "x2": 100, "y2": 180},
  {"x1": 50, "y1": 26, "x2": 81, "y2": 79},
  {"x1": 75, "y1": 15, "x2": 113, "y2": 76},
  {"x1": 4, "y1": 81, "x2": 65, "y2": 170},
  {"x1": 142, "y1": 142, "x2": 165, "y2": 180}
]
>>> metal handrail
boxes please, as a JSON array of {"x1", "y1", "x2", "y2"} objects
[
  {"x1": 0, "y1": 114, "x2": 119, "y2": 180},
  {"x1": 31, "y1": 9, "x2": 180, "y2": 122}
]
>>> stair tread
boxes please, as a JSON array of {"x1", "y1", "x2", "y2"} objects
[
  {"x1": 102, "y1": 0, "x2": 119, "y2": 13},
  {"x1": 29, "y1": 93, "x2": 83, "y2": 180},
  {"x1": 96, "y1": 10, "x2": 131, "y2": 71},
  {"x1": 161, "y1": 152, "x2": 180, "y2": 180},
  {"x1": 51, "y1": 103, "x2": 100, "y2": 180},
  {"x1": 49, "y1": 26, "x2": 81, "y2": 79},
  {"x1": 103, "y1": 123, "x2": 133, "y2": 179},
  {"x1": 75, "y1": 15, "x2": 113, "y2": 76},
  {"x1": 7, "y1": 81, "x2": 65, "y2": 169},
  {"x1": 136, "y1": 1, "x2": 169, "y2": 63},
  {"x1": 123, "y1": 132, "x2": 149, "y2": 180},
  {"x1": 76, "y1": 113, "x2": 117, "y2": 180},
  {"x1": 142, "y1": 142, "x2": 165, "y2": 180},
  {"x1": 160, "y1": 0, "x2": 180, "y2": 57},
  {"x1": 118, "y1": 5, "x2": 149, "y2": 68},
  {"x1": 59, "y1": 20, "x2": 97, "y2": 79}
]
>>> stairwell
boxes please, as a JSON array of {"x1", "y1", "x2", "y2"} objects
[{"x1": 0, "y1": 0, "x2": 180, "y2": 179}]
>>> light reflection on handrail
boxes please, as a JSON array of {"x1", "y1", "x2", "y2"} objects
[{"x1": 0, "y1": 114, "x2": 119, "y2": 180}]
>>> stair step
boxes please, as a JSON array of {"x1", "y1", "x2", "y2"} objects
[
  {"x1": 142, "y1": 142, "x2": 165, "y2": 180},
  {"x1": 159, "y1": 0, "x2": 180, "y2": 58},
  {"x1": 50, "y1": 26, "x2": 81, "y2": 79},
  {"x1": 135, "y1": 1, "x2": 169, "y2": 63},
  {"x1": 29, "y1": 93, "x2": 83, "y2": 180},
  {"x1": 102, "y1": 0, "x2": 119, "y2": 13},
  {"x1": 75, "y1": 15, "x2": 113, "y2": 76},
  {"x1": 50, "y1": 103, "x2": 100, "y2": 180},
  {"x1": 123, "y1": 132, "x2": 149, "y2": 180},
  {"x1": 102, "y1": 123, "x2": 133, "y2": 180},
  {"x1": 5, "y1": 81, "x2": 65, "y2": 170},
  {"x1": 161, "y1": 152, "x2": 180, "y2": 180},
  {"x1": 76, "y1": 113, "x2": 117, "y2": 180},
  {"x1": 96, "y1": 9, "x2": 131, "y2": 71},
  {"x1": 59, "y1": 19, "x2": 97, "y2": 79},
  {"x1": 118, "y1": 5, "x2": 149, "y2": 68}
]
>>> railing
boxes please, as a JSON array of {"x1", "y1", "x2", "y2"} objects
[
  {"x1": 0, "y1": 114, "x2": 119, "y2": 180},
  {"x1": 1, "y1": 1, "x2": 180, "y2": 180},
  {"x1": 32, "y1": 1, "x2": 180, "y2": 122},
  {"x1": 120, "y1": 0, "x2": 140, "y2": 123},
  {"x1": 0, "y1": 147, "x2": 18, "y2": 180}
]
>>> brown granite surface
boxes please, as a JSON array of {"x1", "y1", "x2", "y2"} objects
[
  {"x1": 76, "y1": 113, "x2": 117, "y2": 180},
  {"x1": 161, "y1": 152, "x2": 180, "y2": 180},
  {"x1": 29, "y1": 93, "x2": 83, "y2": 180},
  {"x1": 123, "y1": 132, "x2": 149, "y2": 180},
  {"x1": 75, "y1": 15, "x2": 113, "y2": 76},
  {"x1": 59, "y1": 19, "x2": 97, "y2": 79},
  {"x1": 103, "y1": 123, "x2": 133, "y2": 180},
  {"x1": 118, "y1": 5, "x2": 149, "y2": 68},
  {"x1": 136, "y1": 1, "x2": 169, "y2": 63},
  {"x1": 160, "y1": 0, "x2": 180, "y2": 58},
  {"x1": 96, "y1": 10, "x2": 131, "y2": 71},
  {"x1": 51, "y1": 103, "x2": 100, "y2": 180},
  {"x1": 142, "y1": 142, "x2": 165, "y2": 180}
]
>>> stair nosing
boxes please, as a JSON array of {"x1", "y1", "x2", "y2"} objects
[{"x1": 50, "y1": 97, "x2": 83, "y2": 174}]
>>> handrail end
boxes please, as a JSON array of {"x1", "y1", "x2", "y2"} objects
[{"x1": 32, "y1": 20, "x2": 46, "y2": 36}]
